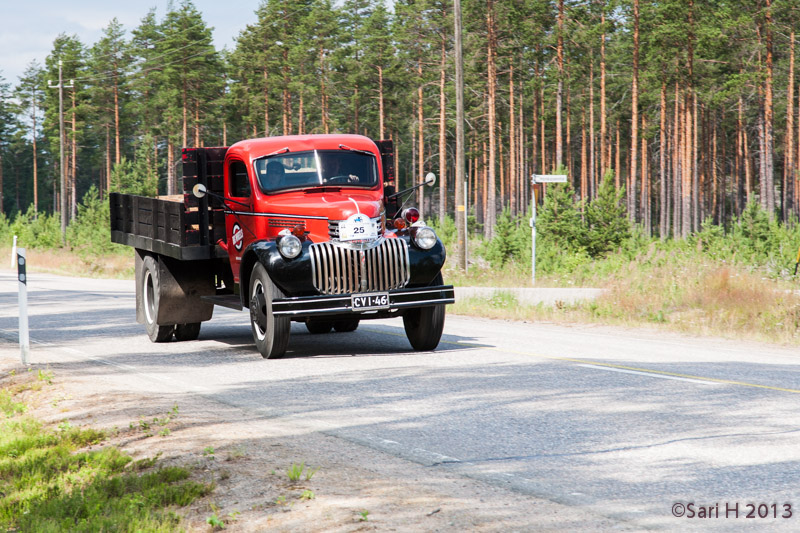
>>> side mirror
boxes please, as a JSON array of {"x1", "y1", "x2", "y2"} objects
[
  {"x1": 424, "y1": 172, "x2": 436, "y2": 187},
  {"x1": 192, "y1": 183, "x2": 207, "y2": 199}
]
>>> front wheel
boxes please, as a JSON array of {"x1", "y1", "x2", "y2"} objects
[
  {"x1": 249, "y1": 263, "x2": 290, "y2": 359},
  {"x1": 141, "y1": 255, "x2": 174, "y2": 343},
  {"x1": 402, "y1": 273, "x2": 446, "y2": 351}
]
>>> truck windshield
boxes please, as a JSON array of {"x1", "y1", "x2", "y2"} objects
[{"x1": 254, "y1": 150, "x2": 378, "y2": 193}]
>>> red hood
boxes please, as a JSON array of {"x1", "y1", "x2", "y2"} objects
[{"x1": 260, "y1": 190, "x2": 383, "y2": 221}]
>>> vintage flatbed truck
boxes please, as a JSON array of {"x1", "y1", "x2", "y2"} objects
[{"x1": 110, "y1": 134, "x2": 455, "y2": 358}]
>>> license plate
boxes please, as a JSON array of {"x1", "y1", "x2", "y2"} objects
[{"x1": 351, "y1": 292, "x2": 389, "y2": 310}]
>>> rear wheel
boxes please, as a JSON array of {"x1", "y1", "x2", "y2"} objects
[
  {"x1": 333, "y1": 319, "x2": 359, "y2": 332},
  {"x1": 174, "y1": 323, "x2": 201, "y2": 341},
  {"x1": 249, "y1": 263, "x2": 290, "y2": 358},
  {"x1": 142, "y1": 255, "x2": 174, "y2": 343},
  {"x1": 305, "y1": 319, "x2": 333, "y2": 334},
  {"x1": 403, "y1": 273, "x2": 446, "y2": 351}
]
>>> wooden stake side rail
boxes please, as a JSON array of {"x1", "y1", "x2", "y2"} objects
[
  {"x1": 109, "y1": 147, "x2": 230, "y2": 262},
  {"x1": 110, "y1": 192, "x2": 227, "y2": 261}
]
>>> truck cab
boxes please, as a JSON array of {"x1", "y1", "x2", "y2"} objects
[{"x1": 111, "y1": 134, "x2": 454, "y2": 359}]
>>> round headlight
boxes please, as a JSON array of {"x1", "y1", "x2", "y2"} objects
[
  {"x1": 278, "y1": 234, "x2": 302, "y2": 259},
  {"x1": 413, "y1": 226, "x2": 437, "y2": 250}
]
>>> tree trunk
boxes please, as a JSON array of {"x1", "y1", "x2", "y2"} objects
[
  {"x1": 485, "y1": 0, "x2": 497, "y2": 238},
  {"x1": 555, "y1": 0, "x2": 564, "y2": 169},
  {"x1": 630, "y1": 0, "x2": 640, "y2": 221},
  {"x1": 765, "y1": 0, "x2": 775, "y2": 215},
  {"x1": 615, "y1": 120, "x2": 620, "y2": 189},
  {"x1": 641, "y1": 114, "x2": 648, "y2": 232},
  {"x1": 682, "y1": 92, "x2": 691, "y2": 238},
  {"x1": 673, "y1": 82, "x2": 681, "y2": 239},
  {"x1": 600, "y1": 6, "x2": 608, "y2": 176},
  {"x1": 32, "y1": 88, "x2": 38, "y2": 214},
  {"x1": 660, "y1": 78, "x2": 667, "y2": 238},
  {"x1": 106, "y1": 123, "x2": 111, "y2": 195},
  {"x1": 589, "y1": 55, "x2": 596, "y2": 197},
  {"x1": 71, "y1": 89, "x2": 77, "y2": 220},
  {"x1": 268, "y1": 67, "x2": 274, "y2": 137},
  {"x1": 379, "y1": 65, "x2": 385, "y2": 139},
  {"x1": 581, "y1": 102, "x2": 587, "y2": 211},
  {"x1": 509, "y1": 63, "x2": 517, "y2": 217},
  {"x1": 439, "y1": 39, "x2": 447, "y2": 223},
  {"x1": 418, "y1": 60, "x2": 425, "y2": 210},
  {"x1": 114, "y1": 69, "x2": 121, "y2": 165},
  {"x1": 320, "y1": 50, "x2": 328, "y2": 134},
  {"x1": 787, "y1": 31, "x2": 796, "y2": 221}
]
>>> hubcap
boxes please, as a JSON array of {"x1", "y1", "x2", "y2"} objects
[
  {"x1": 250, "y1": 280, "x2": 267, "y2": 340},
  {"x1": 144, "y1": 271, "x2": 155, "y2": 324}
]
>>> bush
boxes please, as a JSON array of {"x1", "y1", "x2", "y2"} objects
[
  {"x1": 429, "y1": 214, "x2": 457, "y2": 249},
  {"x1": 482, "y1": 209, "x2": 530, "y2": 268},
  {"x1": 583, "y1": 174, "x2": 631, "y2": 257},
  {"x1": 67, "y1": 186, "x2": 123, "y2": 255},
  {"x1": 8, "y1": 207, "x2": 62, "y2": 249}
]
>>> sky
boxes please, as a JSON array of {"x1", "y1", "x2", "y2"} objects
[{"x1": 0, "y1": 0, "x2": 266, "y2": 86}]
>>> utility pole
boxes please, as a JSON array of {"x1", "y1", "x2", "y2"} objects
[
  {"x1": 454, "y1": 0, "x2": 467, "y2": 271},
  {"x1": 48, "y1": 60, "x2": 73, "y2": 244}
]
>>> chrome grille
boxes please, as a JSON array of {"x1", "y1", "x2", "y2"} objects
[
  {"x1": 328, "y1": 215, "x2": 384, "y2": 239},
  {"x1": 310, "y1": 238, "x2": 410, "y2": 295}
]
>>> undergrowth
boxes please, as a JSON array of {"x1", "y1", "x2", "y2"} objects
[{"x1": 0, "y1": 388, "x2": 212, "y2": 532}]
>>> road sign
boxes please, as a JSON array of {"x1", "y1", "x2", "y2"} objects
[{"x1": 531, "y1": 174, "x2": 567, "y2": 184}]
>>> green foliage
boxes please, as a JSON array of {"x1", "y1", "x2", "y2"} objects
[
  {"x1": 0, "y1": 396, "x2": 212, "y2": 532},
  {"x1": 66, "y1": 186, "x2": 122, "y2": 256},
  {"x1": 429, "y1": 215, "x2": 457, "y2": 249},
  {"x1": 482, "y1": 209, "x2": 530, "y2": 268},
  {"x1": 583, "y1": 175, "x2": 631, "y2": 257},
  {"x1": 537, "y1": 181, "x2": 585, "y2": 254},
  {"x1": 6, "y1": 207, "x2": 62, "y2": 249},
  {"x1": 110, "y1": 135, "x2": 159, "y2": 196},
  {"x1": 286, "y1": 462, "x2": 319, "y2": 482}
]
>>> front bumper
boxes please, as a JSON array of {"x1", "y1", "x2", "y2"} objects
[{"x1": 271, "y1": 285, "x2": 455, "y2": 318}]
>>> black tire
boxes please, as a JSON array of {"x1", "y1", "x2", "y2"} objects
[
  {"x1": 249, "y1": 263, "x2": 290, "y2": 358},
  {"x1": 305, "y1": 319, "x2": 333, "y2": 334},
  {"x1": 174, "y1": 323, "x2": 201, "y2": 341},
  {"x1": 142, "y1": 255, "x2": 174, "y2": 343},
  {"x1": 333, "y1": 319, "x2": 359, "y2": 332},
  {"x1": 402, "y1": 273, "x2": 446, "y2": 351}
]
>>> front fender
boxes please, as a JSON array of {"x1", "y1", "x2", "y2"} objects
[{"x1": 239, "y1": 239, "x2": 317, "y2": 306}]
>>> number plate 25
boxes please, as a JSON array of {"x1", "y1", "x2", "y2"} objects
[{"x1": 351, "y1": 292, "x2": 389, "y2": 310}]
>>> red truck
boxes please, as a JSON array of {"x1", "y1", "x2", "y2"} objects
[{"x1": 110, "y1": 134, "x2": 454, "y2": 358}]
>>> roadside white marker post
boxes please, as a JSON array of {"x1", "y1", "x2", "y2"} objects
[
  {"x1": 11, "y1": 235, "x2": 17, "y2": 267},
  {"x1": 530, "y1": 174, "x2": 567, "y2": 286},
  {"x1": 18, "y1": 248, "x2": 29, "y2": 365}
]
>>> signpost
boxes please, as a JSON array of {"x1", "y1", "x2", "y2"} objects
[
  {"x1": 17, "y1": 248, "x2": 29, "y2": 364},
  {"x1": 530, "y1": 174, "x2": 567, "y2": 286}
]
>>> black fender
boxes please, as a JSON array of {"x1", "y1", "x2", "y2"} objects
[{"x1": 239, "y1": 238, "x2": 317, "y2": 306}]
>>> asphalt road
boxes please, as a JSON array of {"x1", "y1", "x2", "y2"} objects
[{"x1": 2, "y1": 270, "x2": 800, "y2": 530}]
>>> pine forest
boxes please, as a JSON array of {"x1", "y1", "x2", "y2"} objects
[{"x1": 1, "y1": 0, "x2": 800, "y2": 241}]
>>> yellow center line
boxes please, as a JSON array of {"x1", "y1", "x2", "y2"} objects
[{"x1": 365, "y1": 327, "x2": 800, "y2": 395}]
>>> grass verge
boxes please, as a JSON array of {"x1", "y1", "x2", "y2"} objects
[
  {"x1": 0, "y1": 379, "x2": 212, "y2": 532},
  {"x1": 0, "y1": 246, "x2": 134, "y2": 279},
  {"x1": 449, "y1": 248, "x2": 800, "y2": 345}
]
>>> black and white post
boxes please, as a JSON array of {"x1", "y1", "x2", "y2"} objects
[
  {"x1": 17, "y1": 248, "x2": 29, "y2": 364},
  {"x1": 530, "y1": 174, "x2": 567, "y2": 286}
]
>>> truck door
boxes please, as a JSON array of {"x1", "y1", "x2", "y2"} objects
[{"x1": 225, "y1": 158, "x2": 252, "y2": 280}]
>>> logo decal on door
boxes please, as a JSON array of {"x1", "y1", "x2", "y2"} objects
[{"x1": 232, "y1": 223, "x2": 244, "y2": 251}]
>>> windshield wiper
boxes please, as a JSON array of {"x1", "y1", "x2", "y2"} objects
[{"x1": 338, "y1": 144, "x2": 374, "y2": 157}]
